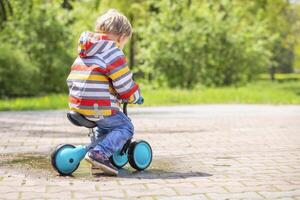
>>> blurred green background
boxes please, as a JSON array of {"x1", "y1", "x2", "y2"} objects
[{"x1": 0, "y1": 0, "x2": 299, "y2": 110}]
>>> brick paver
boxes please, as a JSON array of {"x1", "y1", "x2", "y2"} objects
[{"x1": 0, "y1": 105, "x2": 300, "y2": 199}]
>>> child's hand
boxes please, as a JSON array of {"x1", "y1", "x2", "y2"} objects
[{"x1": 136, "y1": 97, "x2": 144, "y2": 105}]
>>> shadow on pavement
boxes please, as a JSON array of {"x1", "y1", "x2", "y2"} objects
[
  {"x1": 117, "y1": 169, "x2": 212, "y2": 179},
  {"x1": 0, "y1": 153, "x2": 212, "y2": 180}
]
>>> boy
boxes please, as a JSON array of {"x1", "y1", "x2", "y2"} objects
[{"x1": 66, "y1": 9, "x2": 143, "y2": 176}]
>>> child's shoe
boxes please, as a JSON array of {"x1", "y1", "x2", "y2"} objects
[{"x1": 85, "y1": 150, "x2": 118, "y2": 176}]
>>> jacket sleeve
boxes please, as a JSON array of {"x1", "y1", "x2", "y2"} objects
[{"x1": 105, "y1": 48, "x2": 141, "y2": 104}]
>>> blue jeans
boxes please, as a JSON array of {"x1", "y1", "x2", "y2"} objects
[{"x1": 92, "y1": 111, "x2": 134, "y2": 157}]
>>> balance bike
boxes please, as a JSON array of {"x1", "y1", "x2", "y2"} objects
[{"x1": 51, "y1": 103, "x2": 152, "y2": 176}]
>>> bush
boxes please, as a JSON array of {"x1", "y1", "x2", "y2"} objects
[
  {"x1": 0, "y1": 43, "x2": 39, "y2": 98},
  {"x1": 138, "y1": 1, "x2": 275, "y2": 88},
  {"x1": 0, "y1": 1, "x2": 73, "y2": 95},
  {"x1": 21, "y1": 3, "x2": 73, "y2": 92}
]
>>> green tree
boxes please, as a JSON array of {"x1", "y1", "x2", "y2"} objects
[
  {"x1": 248, "y1": 0, "x2": 300, "y2": 74},
  {"x1": 0, "y1": 0, "x2": 13, "y2": 28},
  {"x1": 1, "y1": 1, "x2": 73, "y2": 94},
  {"x1": 138, "y1": 0, "x2": 275, "y2": 88},
  {"x1": 0, "y1": 43, "x2": 39, "y2": 97}
]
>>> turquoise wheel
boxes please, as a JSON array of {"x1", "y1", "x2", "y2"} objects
[
  {"x1": 51, "y1": 144, "x2": 80, "y2": 176},
  {"x1": 110, "y1": 149, "x2": 128, "y2": 169},
  {"x1": 128, "y1": 140, "x2": 152, "y2": 171}
]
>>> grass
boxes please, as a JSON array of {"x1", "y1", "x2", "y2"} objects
[
  {"x1": 0, "y1": 80, "x2": 299, "y2": 111},
  {"x1": 143, "y1": 80, "x2": 300, "y2": 105},
  {"x1": 258, "y1": 73, "x2": 300, "y2": 80},
  {"x1": 0, "y1": 94, "x2": 68, "y2": 111}
]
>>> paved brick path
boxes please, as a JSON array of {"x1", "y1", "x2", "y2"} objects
[{"x1": 0, "y1": 105, "x2": 299, "y2": 200}]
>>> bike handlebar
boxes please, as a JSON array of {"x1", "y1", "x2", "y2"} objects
[
  {"x1": 123, "y1": 102, "x2": 128, "y2": 116},
  {"x1": 122, "y1": 97, "x2": 143, "y2": 116}
]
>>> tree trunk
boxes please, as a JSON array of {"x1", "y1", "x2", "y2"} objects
[
  {"x1": 129, "y1": 13, "x2": 135, "y2": 68},
  {"x1": 269, "y1": 66, "x2": 275, "y2": 81}
]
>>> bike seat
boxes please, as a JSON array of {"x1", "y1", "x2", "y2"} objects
[{"x1": 67, "y1": 111, "x2": 97, "y2": 128}]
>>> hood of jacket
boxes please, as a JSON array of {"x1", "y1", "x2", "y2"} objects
[{"x1": 78, "y1": 31, "x2": 116, "y2": 57}]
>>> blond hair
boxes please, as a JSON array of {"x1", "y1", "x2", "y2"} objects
[{"x1": 95, "y1": 9, "x2": 132, "y2": 38}]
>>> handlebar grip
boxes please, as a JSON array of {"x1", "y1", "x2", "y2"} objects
[{"x1": 136, "y1": 97, "x2": 144, "y2": 105}]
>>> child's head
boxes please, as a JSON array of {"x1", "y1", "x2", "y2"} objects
[{"x1": 95, "y1": 9, "x2": 132, "y2": 49}]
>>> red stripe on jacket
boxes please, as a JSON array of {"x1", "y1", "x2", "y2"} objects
[
  {"x1": 71, "y1": 64, "x2": 107, "y2": 74},
  {"x1": 69, "y1": 96, "x2": 111, "y2": 106},
  {"x1": 118, "y1": 83, "x2": 139, "y2": 99},
  {"x1": 107, "y1": 57, "x2": 127, "y2": 71}
]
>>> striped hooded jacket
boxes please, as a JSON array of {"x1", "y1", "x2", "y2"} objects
[{"x1": 67, "y1": 31, "x2": 141, "y2": 120}]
